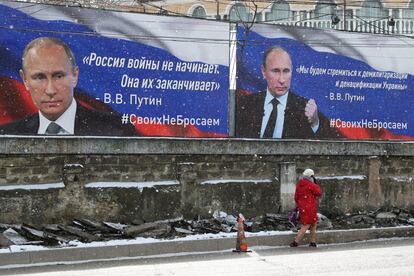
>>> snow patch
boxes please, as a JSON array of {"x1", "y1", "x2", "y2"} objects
[
  {"x1": 317, "y1": 175, "x2": 366, "y2": 180},
  {"x1": 85, "y1": 180, "x2": 180, "y2": 192},
  {"x1": 389, "y1": 176, "x2": 413, "y2": 182},
  {"x1": 0, "y1": 182, "x2": 65, "y2": 191},
  {"x1": 200, "y1": 179, "x2": 272, "y2": 185}
]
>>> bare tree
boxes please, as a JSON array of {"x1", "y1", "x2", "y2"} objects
[{"x1": 236, "y1": 0, "x2": 259, "y2": 64}]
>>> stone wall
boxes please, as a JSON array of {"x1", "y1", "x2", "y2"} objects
[{"x1": 0, "y1": 137, "x2": 413, "y2": 225}]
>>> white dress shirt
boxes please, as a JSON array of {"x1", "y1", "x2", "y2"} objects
[
  {"x1": 260, "y1": 90, "x2": 319, "y2": 138},
  {"x1": 38, "y1": 99, "x2": 77, "y2": 135},
  {"x1": 260, "y1": 90, "x2": 288, "y2": 138}
]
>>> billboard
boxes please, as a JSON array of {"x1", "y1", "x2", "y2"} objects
[
  {"x1": 236, "y1": 24, "x2": 414, "y2": 140},
  {"x1": 0, "y1": 1, "x2": 229, "y2": 137}
]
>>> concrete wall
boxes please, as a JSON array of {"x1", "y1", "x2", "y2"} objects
[{"x1": 0, "y1": 137, "x2": 413, "y2": 225}]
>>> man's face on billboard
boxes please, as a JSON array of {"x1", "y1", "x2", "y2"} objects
[
  {"x1": 20, "y1": 44, "x2": 78, "y2": 121},
  {"x1": 261, "y1": 49, "x2": 292, "y2": 97}
]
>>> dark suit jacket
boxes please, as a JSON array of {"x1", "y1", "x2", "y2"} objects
[
  {"x1": 235, "y1": 91, "x2": 341, "y2": 139},
  {"x1": 0, "y1": 103, "x2": 137, "y2": 136}
]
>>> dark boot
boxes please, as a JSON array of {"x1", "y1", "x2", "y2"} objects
[
  {"x1": 309, "y1": 242, "x2": 317, "y2": 247},
  {"x1": 290, "y1": 241, "x2": 298, "y2": 247}
]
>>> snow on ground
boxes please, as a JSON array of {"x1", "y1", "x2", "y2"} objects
[
  {"x1": 1, "y1": 226, "x2": 411, "y2": 254},
  {"x1": 0, "y1": 229, "x2": 289, "y2": 254},
  {"x1": 1, "y1": 237, "x2": 413, "y2": 272}
]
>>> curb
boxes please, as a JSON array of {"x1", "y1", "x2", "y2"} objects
[{"x1": 1, "y1": 226, "x2": 414, "y2": 268}]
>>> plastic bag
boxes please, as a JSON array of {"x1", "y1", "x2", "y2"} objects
[{"x1": 288, "y1": 206, "x2": 300, "y2": 227}]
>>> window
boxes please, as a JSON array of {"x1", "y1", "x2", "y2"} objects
[
  {"x1": 255, "y1": 12, "x2": 263, "y2": 22},
  {"x1": 356, "y1": 0, "x2": 388, "y2": 19},
  {"x1": 229, "y1": 3, "x2": 249, "y2": 22},
  {"x1": 192, "y1": 6, "x2": 206, "y2": 19},
  {"x1": 299, "y1": 10, "x2": 307, "y2": 21},
  {"x1": 314, "y1": 0, "x2": 336, "y2": 20},
  {"x1": 391, "y1": 9, "x2": 400, "y2": 18},
  {"x1": 403, "y1": 1, "x2": 414, "y2": 19},
  {"x1": 265, "y1": 1, "x2": 290, "y2": 22}
]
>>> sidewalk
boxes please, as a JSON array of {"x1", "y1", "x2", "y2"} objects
[{"x1": 1, "y1": 226, "x2": 413, "y2": 268}]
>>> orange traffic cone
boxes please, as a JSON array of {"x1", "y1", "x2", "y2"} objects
[{"x1": 233, "y1": 213, "x2": 251, "y2": 253}]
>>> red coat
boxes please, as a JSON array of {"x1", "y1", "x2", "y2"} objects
[{"x1": 294, "y1": 178, "x2": 322, "y2": 225}]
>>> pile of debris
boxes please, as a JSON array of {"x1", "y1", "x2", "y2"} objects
[
  {"x1": 1, "y1": 207, "x2": 413, "y2": 248},
  {"x1": 331, "y1": 207, "x2": 414, "y2": 229}
]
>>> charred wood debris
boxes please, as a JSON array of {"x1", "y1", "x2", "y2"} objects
[{"x1": 1, "y1": 207, "x2": 414, "y2": 248}]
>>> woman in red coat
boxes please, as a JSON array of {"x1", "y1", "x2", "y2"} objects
[{"x1": 290, "y1": 168, "x2": 322, "y2": 247}]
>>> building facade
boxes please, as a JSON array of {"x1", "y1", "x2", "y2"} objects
[
  {"x1": 23, "y1": 0, "x2": 414, "y2": 35},
  {"x1": 148, "y1": 0, "x2": 414, "y2": 36}
]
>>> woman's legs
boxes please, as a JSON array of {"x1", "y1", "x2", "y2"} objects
[
  {"x1": 309, "y1": 223, "x2": 317, "y2": 243},
  {"x1": 294, "y1": 224, "x2": 310, "y2": 243},
  {"x1": 291, "y1": 223, "x2": 318, "y2": 246}
]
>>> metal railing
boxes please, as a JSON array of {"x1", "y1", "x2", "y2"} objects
[{"x1": 265, "y1": 17, "x2": 414, "y2": 36}]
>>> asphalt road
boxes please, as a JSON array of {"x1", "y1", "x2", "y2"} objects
[{"x1": 3, "y1": 238, "x2": 414, "y2": 276}]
